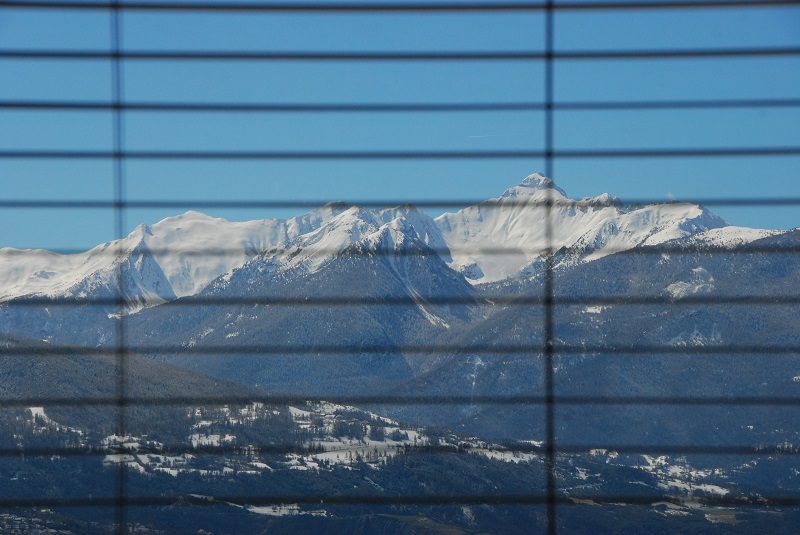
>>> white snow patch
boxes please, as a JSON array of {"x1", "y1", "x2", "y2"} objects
[
  {"x1": 187, "y1": 432, "x2": 236, "y2": 449},
  {"x1": 583, "y1": 306, "x2": 607, "y2": 314},
  {"x1": 247, "y1": 504, "x2": 326, "y2": 517},
  {"x1": 666, "y1": 267, "x2": 715, "y2": 299}
]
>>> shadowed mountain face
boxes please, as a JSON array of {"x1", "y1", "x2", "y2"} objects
[
  {"x1": 383, "y1": 230, "x2": 800, "y2": 443},
  {"x1": 127, "y1": 223, "x2": 478, "y2": 396},
  {"x1": 0, "y1": 332, "x2": 266, "y2": 436}
]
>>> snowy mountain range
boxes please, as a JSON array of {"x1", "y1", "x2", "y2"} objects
[
  {"x1": 0, "y1": 202, "x2": 347, "y2": 311},
  {"x1": 2, "y1": 173, "x2": 800, "y2": 533},
  {"x1": 0, "y1": 173, "x2": 781, "y2": 310}
]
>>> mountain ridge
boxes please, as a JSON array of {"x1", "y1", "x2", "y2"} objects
[
  {"x1": 435, "y1": 173, "x2": 732, "y2": 283},
  {"x1": 0, "y1": 173, "x2": 783, "y2": 310}
]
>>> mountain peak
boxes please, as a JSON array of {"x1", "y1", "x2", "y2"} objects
[
  {"x1": 174, "y1": 210, "x2": 217, "y2": 221},
  {"x1": 519, "y1": 173, "x2": 566, "y2": 194},
  {"x1": 502, "y1": 173, "x2": 567, "y2": 199},
  {"x1": 132, "y1": 222, "x2": 153, "y2": 238}
]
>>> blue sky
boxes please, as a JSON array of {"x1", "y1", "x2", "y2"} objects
[{"x1": 1, "y1": 2, "x2": 799, "y2": 250}]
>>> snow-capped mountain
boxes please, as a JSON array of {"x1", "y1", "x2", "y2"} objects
[
  {"x1": 0, "y1": 202, "x2": 448, "y2": 310},
  {"x1": 127, "y1": 202, "x2": 476, "y2": 396},
  {"x1": 0, "y1": 204, "x2": 348, "y2": 309},
  {"x1": 0, "y1": 173, "x2": 777, "y2": 309},
  {"x1": 435, "y1": 173, "x2": 730, "y2": 284},
  {"x1": 217, "y1": 204, "x2": 449, "y2": 288},
  {"x1": 0, "y1": 227, "x2": 176, "y2": 312},
  {"x1": 140, "y1": 205, "x2": 347, "y2": 296}
]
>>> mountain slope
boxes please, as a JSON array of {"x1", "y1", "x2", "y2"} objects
[
  {"x1": 146, "y1": 205, "x2": 347, "y2": 297},
  {"x1": 0, "y1": 332, "x2": 267, "y2": 437},
  {"x1": 0, "y1": 226, "x2": 176, "y2": 312},
  {"x1": 435, "y1": 173, "x2": 729, "y2": 283},
  {"x1": 385, "y1": 228, "x2": 800, "y2": 444},
  {"x1": 0, "y1": 204, "x2": 349, "y2": 308},
  {"x1": 127, "y1": 205, "x2": 478, "y2": 396}
]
